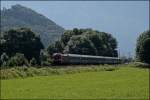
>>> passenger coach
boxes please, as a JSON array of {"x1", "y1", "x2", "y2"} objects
[{"x1": 52, "y1": 53, "x2": 121, "y2": 65}]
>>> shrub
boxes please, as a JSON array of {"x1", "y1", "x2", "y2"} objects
[
  {"x1": 7, "y1": 53, "x2": 29, "y2": 67},
  {"x1": 41, "y1": 60, "x2": 52, "y2": 66},
  {"x1": 30, "y1": 58, "x2": 37, "y2": 66},
  {"x1": 133, "y1": 62, "x2": 149, "y2": 68},
  {"x1": 40, "y1": 50, "x2": 52, "y2": 66},
  {"x1": 0, "y1": 53, "x2": 9, "y2": 67},
  {"x1": 120, "y1": 56, "x2": 133, "y2": 64}
]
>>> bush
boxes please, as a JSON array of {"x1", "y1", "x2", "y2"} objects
[
  {"x1": 40, "y1": 50, "x2": 52, "y2": 66},
  {"x1": 41, "y1": 60, "x2": 52, "y2": 66},
  {"x1": 133, "y1": 62, "x2": 149, "y2": 68},
  {"x1": 120, "y1": 56, "x2": 133, "y2": 64},
  {"x1": 0, "y1": 53, "x2": 9, "y2": 67},
  {"x1": 30, "y1": 58, "x2": 37, "y2": 66},
  {"x1": 7, "y1": 53, "x2": 29, "y2": 67}
]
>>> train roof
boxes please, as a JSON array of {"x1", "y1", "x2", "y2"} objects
[{"x1": 61, "y1": 53, "x2": 120, "y2": 60}]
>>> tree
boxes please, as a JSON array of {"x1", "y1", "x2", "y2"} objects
[
  {"x1": 55, "y1": 41, "x2": 64, "y2": 53},
  {"x1": 48, "y1": 28, "x2": 118, "y2": 57},
  {"x1": 1, "y1": 28, "x2": 44, "y2": 63},
  {"x1": 47, "y1": 43, "x2": 56, "y2": 56},
  {"x1": 64, "y1": 35, "x2": 97, "y2": 55},
  {"x1": 0, "y1": 33, "x2": 5, "y2": 56},
  {"x1": 61, "y1": 30, "x2": 74, "y2": 45},
  {"x1": 99, "y1": 32, "x2": 118, "y2": 57},
  {"x1": 47, "y1": 41, "x2": 64, "y2": 56},
  {"x1": 136, "y1": 30, "x2": 150, "y2": 64}
]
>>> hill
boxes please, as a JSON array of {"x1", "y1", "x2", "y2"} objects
[{"x1": 1, "y1": 4, "x2": 65, "y2": 47}]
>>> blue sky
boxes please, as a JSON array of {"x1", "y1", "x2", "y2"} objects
[{"x1": 1, "y1": 1, "x2": 149, "y2": 57}]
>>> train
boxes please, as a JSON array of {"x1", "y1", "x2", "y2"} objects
[{"x1": 52, "y1": 53, "x2": 121, "y2": 65}]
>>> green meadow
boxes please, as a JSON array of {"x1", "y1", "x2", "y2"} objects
[{"x1": 1, "y1": 65, "x2": 149, "y2": 99}]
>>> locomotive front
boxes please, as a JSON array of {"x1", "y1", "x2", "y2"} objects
[{"x1": 52, "y1": 53, "x2": 62, "y2": 64}]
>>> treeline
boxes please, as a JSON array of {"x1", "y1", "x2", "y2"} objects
[
  {"x1": 0, "y1": 28, "x2": 51, "y2": 67},
  {"x1": 0, "y1": 28, "x2": 118, "y2": 67},
  {"x1": 47, "y1": 28, "x2": 118, "y2": 57},
  {"x1": 0, "y1": 28, "x2": 149, "y2": 68}
]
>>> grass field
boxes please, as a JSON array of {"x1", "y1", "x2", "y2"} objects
[{"x1": 1, "y1": 65, "x2": 149, "y2": 99}]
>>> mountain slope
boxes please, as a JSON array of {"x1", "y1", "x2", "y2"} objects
[{"x1": 1, "y1": 4, "x2": 65, "y2": 47}]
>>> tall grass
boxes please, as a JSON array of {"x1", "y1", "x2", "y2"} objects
[{"x1": 0, "y1": 65, "x2": 119, "y2": 79}]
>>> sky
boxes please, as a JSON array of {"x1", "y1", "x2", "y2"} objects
[{"x1": 1, "y1": 1, "x2": 149, "y2": 57}]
